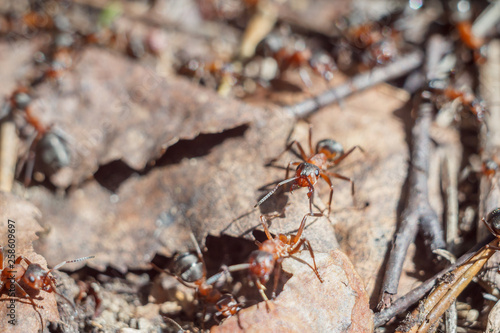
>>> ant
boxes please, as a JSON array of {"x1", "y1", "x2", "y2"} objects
[
  {"x1": 152, "y1": 233, "x2": 242, "y2": 325},
  {"x1": 482, "y1": 157, "x2": 500, "y2": 177},
  {"x1": 482, "y1": 208, "x2": 500, "y2": 249},
  {"x1": 0, "y1": 247, "x2": 94, "y2": 328},
  {"x1": 456, "y1": 20, "x2": 487, "y2": 64},
  {"x1": 3, "y1": 87, "x2": 71, "y2": 186},
  {"x1": 430, "y1": 85, "x2": 487, "y2": 122},
  {"x1": 272, "y1": 45, "x2": 337, "y2": 86},
  {"x1": 227, "y1": 213, "x2": 323, "y2": 307},
  {"x1": 255, "y1": 125, "x2": 362, "y2": 215}
]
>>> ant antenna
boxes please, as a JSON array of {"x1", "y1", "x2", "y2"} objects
[
  {"x1": 50, "y1": 255, "x2": 95, "y2": 272},
  {"x1": 163, "y1": 316, "x2": 186, "y2": 333},
  {"x1": 255, "y1": 177, "x2": 298, "y2": 208}
]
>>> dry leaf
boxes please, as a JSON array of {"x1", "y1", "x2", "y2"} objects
[
  {"x1": 212, "y1": 250, "x2": 373, "y2": 333},
  {"x1": 0, "y1": 192, "x2": 59, "y2": 333}
]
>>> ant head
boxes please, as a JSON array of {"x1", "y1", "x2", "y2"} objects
[
  {"x1": 296, "y1": 163, "x2": 320, "y2": 179},
  {"x1": 248, "y1": 250, "x2": 275, "y2": 283},
  {"x1": 486, "y1": 208, "x2": 500, "y2": 235},
  {"x1": 216, "y1": 293, "x2": 239, "y2": 313},
  {"x1": 22, "y1": 263, "x2": 52, "y2": 291},
  {"x1": 316, "y1": 139, "x2": 344, "y2": 160},
  {"x1": 172, "y1": 252, "x2": 204, "y2": 283}
]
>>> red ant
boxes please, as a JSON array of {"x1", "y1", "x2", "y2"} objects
[
  {"x1": 153, "y1": 233, "x2": 242, "y2": 325},
  {"x1": 482, "y1": 157, "x2": 500, "y2": 177},
  {"x1": 0, "y1": 247, "x2": 94, "y2": 328},
  {"x1": 4, "y1": 87, "x2": 71, "y2": 186},
  {"x1": 255, "y1": 125, "x2": 362, "y2": 215},
  {"x1": 456, "y1": 20, "x2": 486, "y2": 63},
  {"x1": 227, "y1": 213, "x2": 323, "y2": 307},
  {"x1": 272, "y1": 44, "x2": 337, "y2": 87},
  {"x1": 431, "y1": 86, "x2": 486, "y2": 122},
  {"x1": 482, "y1": 208, "x2": 500, "y2": 249},
  {"x1": 337, "y1": 21, "x2": 401, "y2": 70}
]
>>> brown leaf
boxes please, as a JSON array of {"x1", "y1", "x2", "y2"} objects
[
  {"x1": 0, "y1": 192, "x2": 59, "y2": 333},
  {"x1": 212, "y1": 250, "x2": 373, "y2": 333},
  {"x1": 29, "y1": 47, "x2": 254, "y2": 187}
]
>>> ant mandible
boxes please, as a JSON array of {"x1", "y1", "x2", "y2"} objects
[
  {"x1": 152, "y1": 233, "x2": 241, "y2": 324},
  {"x1": 227, "y1": 213, "x2": 323, "y2": 307},
  {"x1": 255, "y1": 125, "x2": 362, "y2": 215},
  {"x1": 0, "y1": 247, "x2": 94, "y2": 328}
]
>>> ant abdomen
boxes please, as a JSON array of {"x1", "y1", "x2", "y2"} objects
[
  {"x1": 486, "y1": 208, "x2": 500, "y2": 235},
  {"x1": 172, "y1": 252, "x2": 204, "y2": 283},
  {"x1": 36, "y1": 132, "x2": 71, "y2": 173},
  {"x1": 316, "y1": 139, "x2": 344, "y2": 159}
]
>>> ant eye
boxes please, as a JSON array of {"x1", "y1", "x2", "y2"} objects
[
  {"x1": 29, "y1": 276, "x2": 35, "y2": 283},
  {"x1": 315, "y1": 169, "x2": 319, "y2": 176}
]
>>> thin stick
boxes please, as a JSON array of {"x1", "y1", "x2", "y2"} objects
[
  {"x1": 284, "y1": 51, "x2": 423, "y2": 118},
  {"x1": 378, "y1": 35, "x2": 448, "y2": 309},
  {"x1": 373, "y1": 234, "x2": 493, "y2": 327}
]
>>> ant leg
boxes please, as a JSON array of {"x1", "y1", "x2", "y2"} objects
[
  {"x1": 319, "y1": 173, "x2": 334, "y2": 215},
  {"x1": 289, "y1": 239, "x2": 323, "y2": 283},
  {"x1": 272, "y1": 261, "x2": 281, "y2": 299},
  {"x1": 485, "y1": 244, "x2": 500, "y2": 251},
  {"x1": 255, "y1": 279, "x2": 273, "y2": 312},
  {"x1": 293, "y1": 213, "x2": 322, "y2": 244},
  {"x1": 259, "y1": 215, "x2": 274, "y2": 240},
  {"x1": 308, "y1": 124, "x2": 314, "y2": 156},
  {"x1": 325, "y1": 171, "x2": 355, "y2": 198},
  {"x1": 328, "y1": 145, "x2": 364, "y2": 167},
  {"x1": 302, "y1": 239, "x2": 323, "y2": 283},
  {"x1": 189, "y1": 233, "x2": 207, "y2": 278},
  {"x1": 15, "y1": 255, "x2": 31, "y2": 265},
  {"x1": 14, "y1": 281, "x2": 44, "y2": 309},
  {"x1": 269, "y1": 140, "x2": 309, "y2": 165},
  {"x1": 286, "y1": 161, "x2": 301, "y2": 179},
  {"x1": 255, "y1": 176, "x2": 299, "y2": 209}
]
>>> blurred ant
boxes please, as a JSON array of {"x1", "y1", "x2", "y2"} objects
[
  {"x1": 430, "y1": 85, "x2": 486, "y2": 122},
  {"x1": 255, "y1": 125, "x2": 362, "y2": 215},
  {"x1": 3, "y1": 87, "x2": 71, "y2": 185},
  {"x1": 272, "y1": 45, "x2": 337, "y2": 86},
  {"x1": 482, "y1": 208, "x2": 500, "y2": 250},
  {"x1": 152, "y1": 233, "x2": 242, "y2": 325},
  {"x1": 177, "y1": 58, "x2": 239, "y2": 93},
  {"x1": 456, "y1": 20, "x2": 486, "y2": 63},
  {"x1": 0, "y1": 247, "x2": 94, "y2": 328},
  {"x1": 482, "y1": 157, "x2": 500, "y2": 177},
  {"x1": 227, "y1": 213, "x2": 323, "y2": 307},
  {"x1": 337, "y1": 20, "x2": 401, "y2": 70}
]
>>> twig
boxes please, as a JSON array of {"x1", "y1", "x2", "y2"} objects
[
  {"x1": 0, "y1": 112, "x2": 17, "y2": 192},
  {"x1": 373, "y1": 234, "x2": 493, "y2": 327},
  {"x1": 395, "y1": 238, "x2": 499, "y2": 333},
  {"x1": 378, "y1": 36, "x2": 448, "y2": 309},
  {"x1": 283, "y1": 50, "x2": 423, "y2": 118},
  {"x1": 477, "y1": 40, "x2": 500, "y2": 290}
]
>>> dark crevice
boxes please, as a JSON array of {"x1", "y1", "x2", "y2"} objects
[{"x1": 93, "y1": 124, "x2": 249, "y2": 192}]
